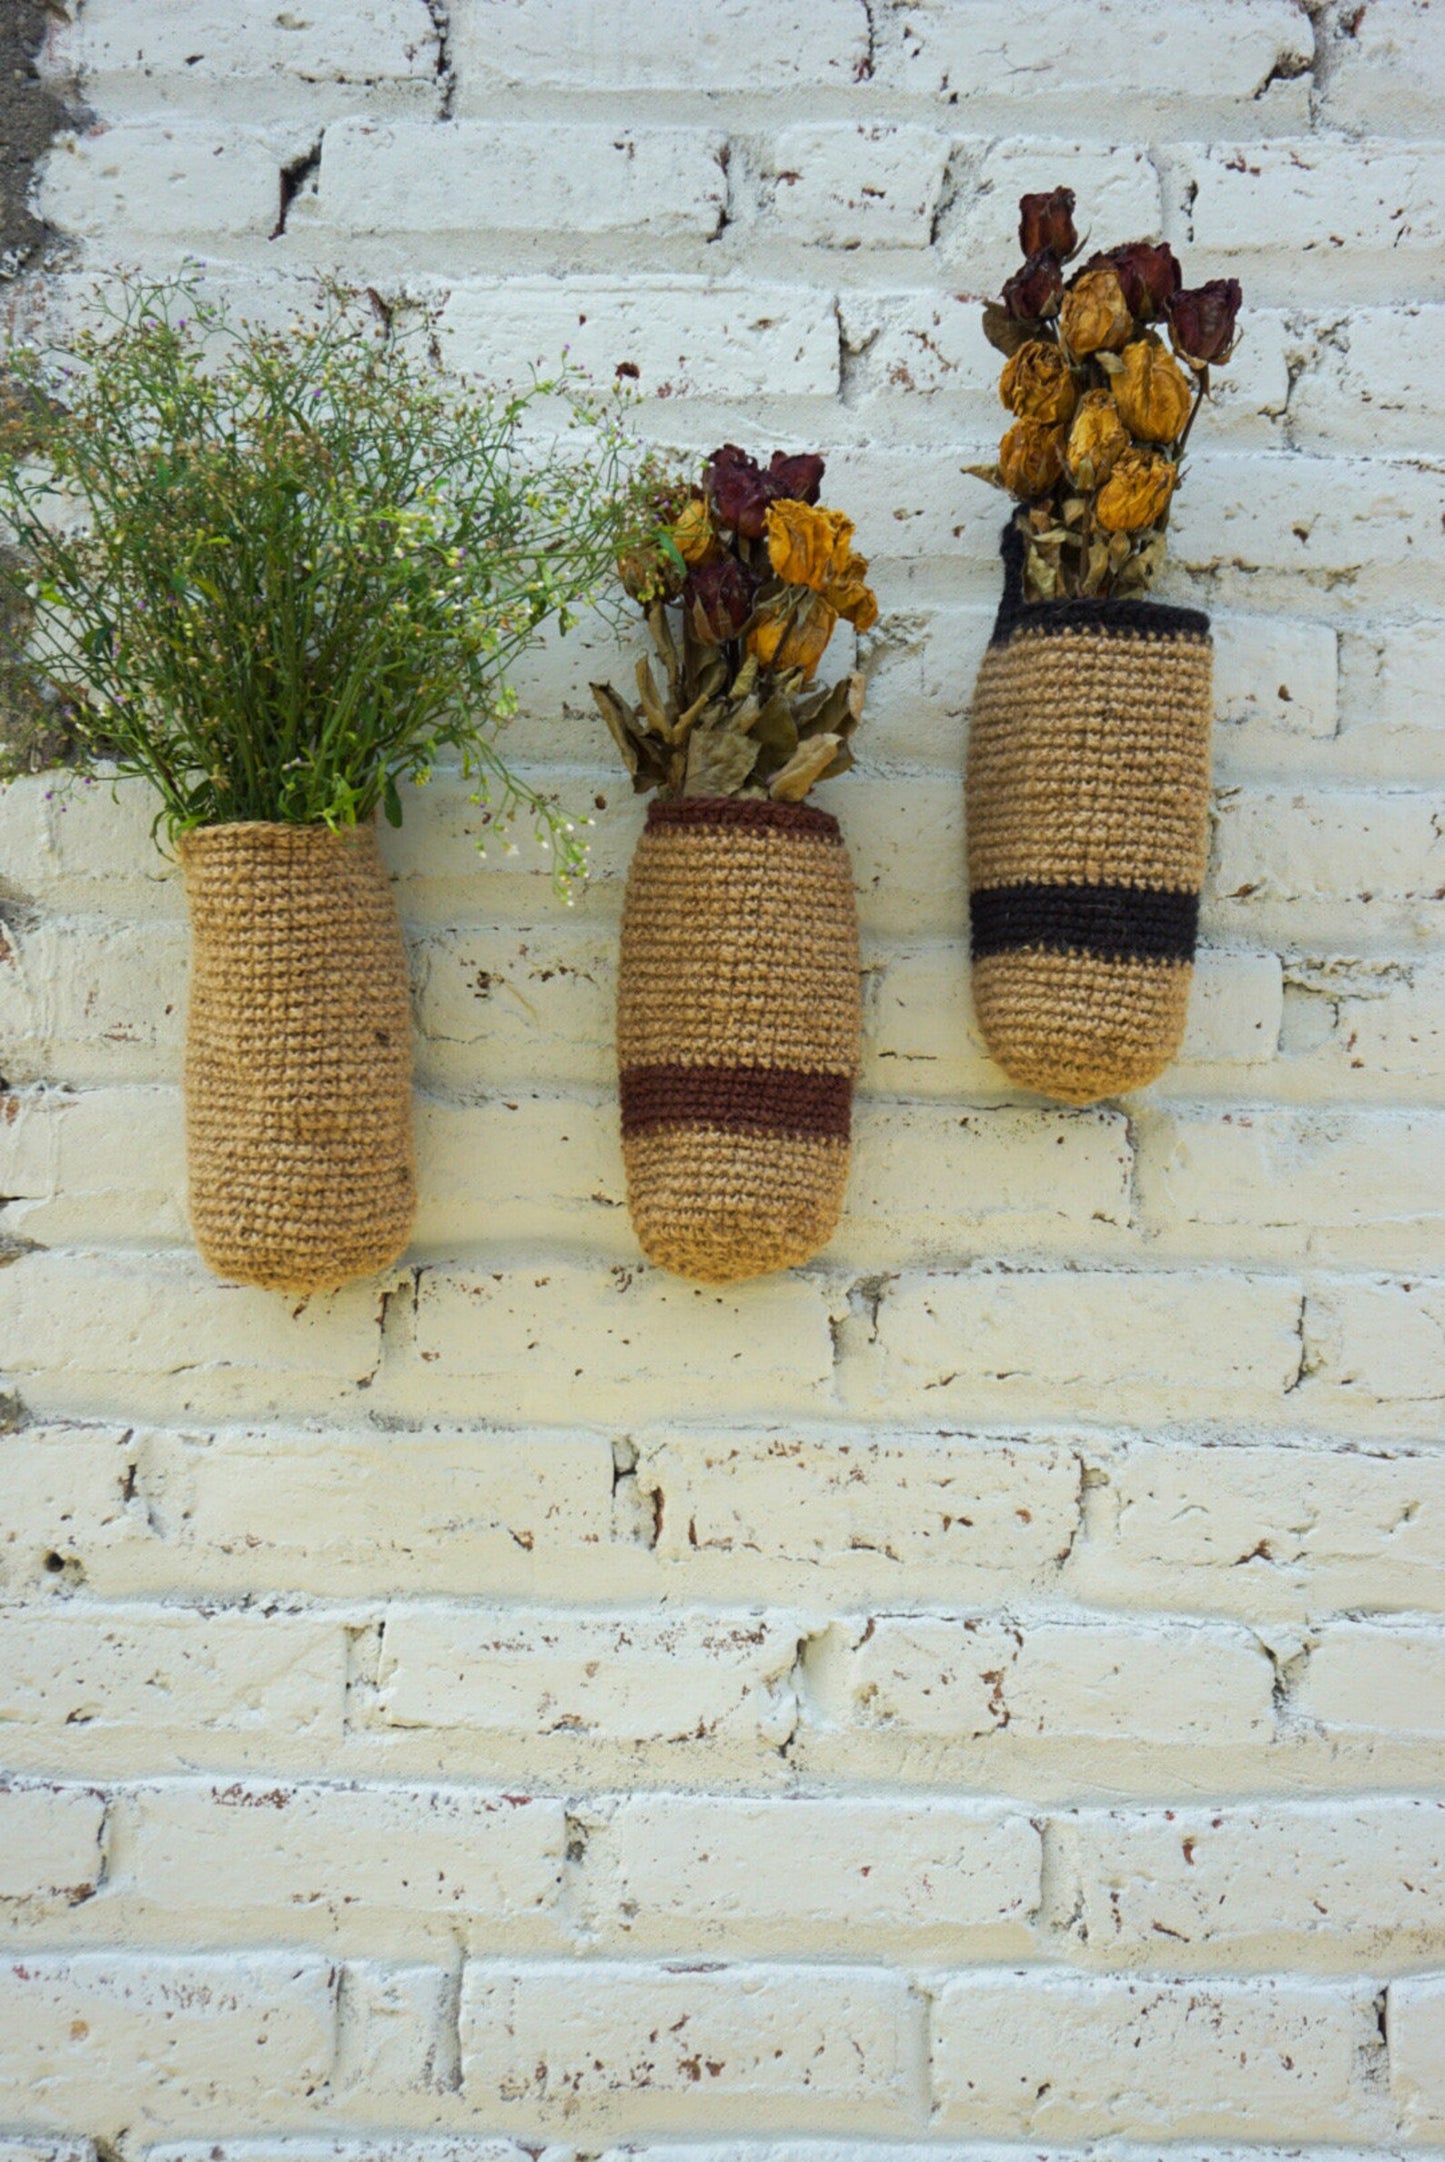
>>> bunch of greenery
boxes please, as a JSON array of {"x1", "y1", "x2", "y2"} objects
[{"x1": 0, "y1": 275, "x2": 643, "y2": 883}]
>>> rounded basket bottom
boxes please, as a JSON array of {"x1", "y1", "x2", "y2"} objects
[
  {"x1": 973, "y1": 947, "x2": 1193, "y2": 1106},
  {"x1": 623, "y1": 1126, "x2": 850, "y2": 1284},
  {"x1": 189, "y1": 1148, "x2": 415, "y2": 1293}
]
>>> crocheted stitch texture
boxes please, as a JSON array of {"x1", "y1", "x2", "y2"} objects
[
  {"x1": 617, "y1": 797, "x2": 861, "y2": 1283},
  {"x1": 967, "y1": 536, "x2": 1213, "y2": 1104},
  {"x1": 179, "y1": 820, "x2": 416, "y2": 1291}
]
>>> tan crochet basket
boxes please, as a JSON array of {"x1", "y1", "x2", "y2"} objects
[
  {"x1": 179, "y1": 821, "x2": 416, "y2": 1292},
  {"x1": 966, "y1": 526, "x2": 1213, "y2": 1105},
  {"x1": 617, "y1": 797, "x2": 861, "y2": 1283}
]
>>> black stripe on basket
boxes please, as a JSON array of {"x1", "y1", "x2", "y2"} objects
[
  {"x1": 970, "y1": 881, "x2": 1200, "y2": 964},
  {"x1": 621, "y1": 1064, "x2": 852, "y2": 1142}
]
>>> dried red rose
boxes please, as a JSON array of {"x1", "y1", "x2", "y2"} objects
[
  {"x1": 686, "y1": 553, "x2": 755, "y2": 643},
  {"x1": 1167, "y1": 279, "x2": 1243, "y2": 367},
  {"x1": 1002, "y1": 249, "x2": 1064, "y2": 323},
  {"x1": 705, "y1": 443, "x2": 825, "y2": 538},
  {"x1": 1105, "y1": 240, "x2": 1182, "y2": 320},
  {"x1": 1019, "y1": 187, "x2": 1077, "y2": 260}
]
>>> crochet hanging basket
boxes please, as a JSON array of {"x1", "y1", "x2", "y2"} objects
[
  {"x1": 966, "y1": 525, "x2": 1213, "y2": 1105},
  {"x1": 617, "y1": 797, "x2": 861, "y2": 1284},
  {"x1": 178, "y1": 821, "x2": 416, "y2": 1293}
]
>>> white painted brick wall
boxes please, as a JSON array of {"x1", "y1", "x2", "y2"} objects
[{"x1": 3, "y1": 0, "x2": 1443, "y2": 2153}]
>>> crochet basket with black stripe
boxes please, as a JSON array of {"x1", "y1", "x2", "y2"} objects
[
  {"x1": 617, "y1": 796, "x2": 860, "y2": 1283},
  {"x1": 966, "y1": 522, "x2": 1213, "y2": 1104}
]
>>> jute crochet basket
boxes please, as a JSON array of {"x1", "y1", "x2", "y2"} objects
[
  {"x1": 966, "y1": 525, "x2": 1213, "y2": 1105},
  {"x1": 617, "y1": 796, "x2": 861, "y2": 1284},
  {"x1": 178, "y1": 821, "x2": 416, "y2": 1292}
]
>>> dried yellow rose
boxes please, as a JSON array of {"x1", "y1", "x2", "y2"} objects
[
  {"x1": 1108, "y1": 336, "x2": 1193, "y2": 444},
  {"x1": 998, "y1": 416, "x2": 1067, "y2": 499},
  {"x1": 1065, "y1": 390, "x2": 1130, "y2": 488},
  {"x1": 999, "y1": 339, "x2": 1077, "y2": 425},
  {"x1": 1059, "y1": 266, "x2": 1133, "y2": 358},
  {"x1": 1094, "y1": 445, "x2": 1177, "y2": 533}
]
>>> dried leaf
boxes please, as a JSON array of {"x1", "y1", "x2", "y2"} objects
[
  {"x1": 590, "y1": 682, "x2": 641, "y2": 775},
  {"x1": 982, "y1": 301, "x2": 1031, "y2": 357},
  {"x1": 685, "y1": 721, "x2": 760, "y2": 797},
  {"x1": 635, "y1": 655, "x2": 668, "y2": 737},
  {"x1": 750, "y1": 692, "x2": 799, "y2": 757},
  {"x1": 646, "y1": 601, "x2": 680, "y2": 693},
  {"x1": 964, "y1": 462, "x2": 1008, "y2": 492},
  {"x1": 770, "y1": 732, "x2": 842, "y2": 801}
]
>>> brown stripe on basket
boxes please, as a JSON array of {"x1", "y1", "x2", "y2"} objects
[
  {"x1": 620, "y1": 1063, "x2": 853, "y2": 1141},
  {"x1": 644, "y1": 797, "x2": 843, "y2": 841}
]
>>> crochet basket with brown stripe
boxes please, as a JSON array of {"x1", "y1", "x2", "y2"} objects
[
  {"x1": 965, "y1": 186, "x2": 1241, "y2": 1104},
  {"x1": 180, "y1": 821, "x2": 416, "y2": 1293},
  {"x1": 594, "y1": 443, "x2": 875, "y2": 1282}
]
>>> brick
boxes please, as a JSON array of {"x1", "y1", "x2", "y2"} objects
[
  {"x1": 0, "y1": 1953, "x2": 336, "y2": 2130},
  {"x1": 806, "y1": 1613, "x2": 1273, "y2": 1748},
  {"x1": 411, "y1": 922, "x2": 615, "y2": 1091},
  {"x1": 632, "y1": 1429, "x2": 1081, "y2": 1602},
  {"x1": 1390, "y1": 1972, "x2": 1445, "y2": 2139},
  {"x1": 0, "y1": 1252, "x2": 385, "y2": 1420},
  {"x1": 1171, "y1": 455, "x2": 1445, "y2": 589},
  {"x1": 114, "y1": 1424, "x2": 615, "y2": 1598},
  {"x1": 38, "y1": 123, "x2": 289, "y2": 240},
  {"x1": 930, "y1": 1973, "x2": 1372, "y2": 2138},
  {"x1": 1135, "y1": 1107, "x2": 1445, "y2": 1264},
  {"x1": 1212, "y1": 613, "x2": 1338, "y2": 742},
  {"x1": 124, "y1": 1782, "x2": 564, "y2": 1937},
  {"x1": 1074, "y1": 1438, "x2": 1445, "y2": 1619},
  {"x1": 838, "y1": 1101, "x2": 1132, "y2": 1260},
  {"x1": 0, "y1": 774, "x2": 179, "y2": 918},
  {"x1": 373, "y1": 1607, "x2": 807, "y2": 1769},
  {"x1": 848, "y1": 1267, "x2": 1304, "y2": 1421},
  {"x1": 0, "y1": 1085, "x2": 185, "y2": 1245},
  {"x1": 1323, "y1": 958, "x2": 1445, "y2": 1083},
  {"x1": 1209, "y1": 785, "x2": 1444, "y2": 948},
  {"x1": 1186, "y1": 141, "x2": 1445, "y2": 300},
  {"x1": 0, "y1": 1785, "x2": 105, "y2": 1904},
  {"x1": 1059, "y1": 1799, "x2": 1445, "y2": 1972},
  {"x1": 314, "y1": 119, "x2": 727, "y2": 239},
  {"x1": 1302, "y1": 1277, "x2": 1445, "y2": 1429},
  {"x1": 0, "y1": 1426, "x2": 144, "y2": 1594},
  {"x1": 1338, "y1": 620, "x2": 1445, "y2": 775},
  {"x1": 50, "y1": 0, "x2": 440, "y2": 118},
  {"x1": 0, "y1": 1606, "x2": 346, "y2": 1760},
  {"x1": 587, "y1": 1795, "x2": 1038, "y2": 1956},
  {"x1": 883, "y1": 1, "x2": 1311, "y2": 116},
  {"x1": 452, "y1": 0, "x2": 869, "y2": 93},
  {"x1": 1291, "y1": 307, "x2": 1445, "y2": 453},
  {"x1": 439, "y1": 278, "x2": 841, "y2": 399},
  {"x1": 1321, "y1": 2, "x2": 1445, "y2": 134},
  {"x1": 770, "y1": 126, "x2": 951, "y2": 250},
  {"x1": 0, "y1": 919, "x2": 187, "y2": 1086},
  {"x1": 459, "y1": 1961, "x2": 921, "y2": 2131},
  {"x1": 405, "y1": 1262, "x2": 836, "y2": 1424},
  {"x1": 1293, "y1": 1622, "x2": 1445, "y2": 1738}
]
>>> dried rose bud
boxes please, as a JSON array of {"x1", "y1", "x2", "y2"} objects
[
  {"x1": 1019, "y1": 187, "x2": 1077, "y2": 260},
  {"x1": 671, "y1": 496, "x2": 719, "y2": 565},
  {"x1": 1059, "y1": 266, "x2": 1133, "y2": 357},
  {"x1": 1002, "y1": 249, "x2": 1064, "y2": 323},
  {"x1": 686, "y1": 553, "x2": 755, "y2": 642},
  {"x1": 1065, "y1": 390, "x2": 1130, "y2": 489},
  {"x1": 998, "y1": 415, "x2": 1068, "y2": 500},
  {"x1": 1168, "y1": 278, "x2": 1243, "y2": 367},
  {"x1": 767, "y1": 450, "x2": 826, "y2": 504},
  {"x1": 1095, "y1": 445, "x2": 1177, "y2": 533},
  {"x1": 616, "y1": 538, "x2": 685, "y2": 604},
  {"x1": 1106, "y1": 240, "x2": 1182, "y2": 319},
  {"x1": 1000, "y1": 339, "x2": 1077, "y2": 426},
  {"x1": 1108, "y1": 336, "x2": 1194, "y2": 444}
]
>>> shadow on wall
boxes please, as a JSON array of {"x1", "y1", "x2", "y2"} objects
[{"x1": 0, "y1": 1, "x2": 75, "y2": 280}]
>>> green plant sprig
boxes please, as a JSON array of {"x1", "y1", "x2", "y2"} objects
[{"x1": 0, "y1": 274, "x2": 646, "y2": 887}]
